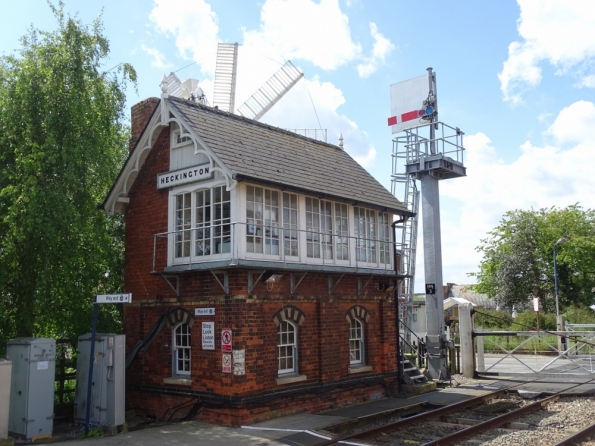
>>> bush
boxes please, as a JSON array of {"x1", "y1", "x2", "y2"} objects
[
  {"x1": 563, "y1": 306, "x2": 595, "y2": 324},
  {"x1": 510, "y1": 309, "x2": 556, "y2": 331},
  {"x1": 473, "y1": 309, "x2": 513, "y2": 330}
]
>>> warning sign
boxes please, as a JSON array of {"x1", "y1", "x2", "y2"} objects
[
  {"x1": 222, "y1": 354, "x2": 232, "y2": 373},
  {"x1": 221, "y1": 329, "x2": 232, "y2": 352},
  {"x1": 233, "y1": 349, "x2": 245, "y2": 376}
]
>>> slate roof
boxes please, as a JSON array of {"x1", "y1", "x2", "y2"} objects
[{"x1": 167, "y1": 96, "x2": 411, "y2": 216}]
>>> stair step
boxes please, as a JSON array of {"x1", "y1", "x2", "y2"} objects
[{"x1": 409, "y1": 374, "x2": 426, "y2": 380}]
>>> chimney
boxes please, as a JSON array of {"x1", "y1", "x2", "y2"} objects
[{"x1": 130, "y1": 97, "x2": 160, "y2": 151}]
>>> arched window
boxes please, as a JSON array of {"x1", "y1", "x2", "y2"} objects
[
  {"x1": 173, "y1": 323, "x2": 191, "y2": 375},
  {"x1": 277, "y1": 321, "x2": 297, "y2": 375},
  {"x1": 349, "y1": 318, "x2": 364, "y2": 365}
]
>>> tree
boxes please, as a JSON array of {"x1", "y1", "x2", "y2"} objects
[
  {"x1": 471, "y1": 206, "x2": 595, "y2": 312},
  {"x1": 0, "y1": 2, "x2": 136, "y2": 342}
]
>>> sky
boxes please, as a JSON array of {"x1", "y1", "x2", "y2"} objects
[{"x1": 2, "y1": 0, "x2": 594, "y2": 292}]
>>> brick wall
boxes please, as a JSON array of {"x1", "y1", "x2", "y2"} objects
[
  {"x1": 122, "y1": 100, "x2": 401, "y2": 426},
  {"x1": 130, "y1": 97, "x2": 159, "y2": 151}
]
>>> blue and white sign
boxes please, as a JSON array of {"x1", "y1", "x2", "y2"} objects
[
  {"x1": 195, "y1": 307, "x2": 215, "y2": 316},
  {"x1": 96, "y1": 293, "x2": 132, "y2": 304}
]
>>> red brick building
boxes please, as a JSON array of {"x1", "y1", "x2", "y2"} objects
[{"x1": 102, "y1": 90, "x2": 412, "y2": 426}]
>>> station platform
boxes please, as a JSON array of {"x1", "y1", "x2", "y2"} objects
[{"x1": 33, "y1": 374, "x2": 595, "y2": 446}]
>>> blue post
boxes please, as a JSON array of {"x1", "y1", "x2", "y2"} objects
[{"x1": 84, "y1": 302, "x2": 98, "y2": 436}]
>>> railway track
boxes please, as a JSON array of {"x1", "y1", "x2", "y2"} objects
[{"x1": 313, "y1": 379, "x2": 595, "y2": 446}]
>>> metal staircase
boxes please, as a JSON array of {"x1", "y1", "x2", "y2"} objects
[
  {"x1": 392, "y1": 139, "x2": 420, "y2": 342},
  {"x1": 400, "y1": 355, "x2": 428, "y2": 385}
]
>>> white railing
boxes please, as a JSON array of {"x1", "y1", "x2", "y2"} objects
[{"x1": 152, "y1": 221, "x2": 409, "y2": 274}]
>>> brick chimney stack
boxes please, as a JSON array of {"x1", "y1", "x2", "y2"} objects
[{"x1": 130, "y1": 97, "x2": 160, "y2": 151}]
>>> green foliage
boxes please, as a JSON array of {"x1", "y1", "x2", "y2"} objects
[
  {"x1": 563, "y1": 306, "x2": 595, "y2": 324},
  {"x1": 473, "y1": 309, "x2": 513, "y2": 330},
  {"x1": 471, "y1": 206, "x2": 595, "y2": 312},
  {"x1": 0, "y1": 2, "x2": 135, "y2": 341},
  {"x1": 510, "y1": 310, "x2": 557, "y2": 331}
]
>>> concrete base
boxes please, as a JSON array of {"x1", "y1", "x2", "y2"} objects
[
  {"x1": 101, "y1": 423, "x2": 128, "y2": 436},
  {"x1": 402, "y1": 382, "x2": 437, "y2": 394},
  {"x1": 0, "y1": 438, "x2": 14, "y2": 446}
]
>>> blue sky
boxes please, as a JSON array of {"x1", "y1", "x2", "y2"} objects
[{"x1": 3, "y1": 1, "x2": 595, "y2": 292}]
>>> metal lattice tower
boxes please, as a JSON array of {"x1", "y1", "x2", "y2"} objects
[
  {"x1": 213, "y1": 43, "x2": 239, "y2": 113},
  {"x1": 235, "y1": 61, "x2": 304, "y2": 121}
]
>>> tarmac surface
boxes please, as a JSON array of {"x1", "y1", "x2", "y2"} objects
[{"x1": 32, "y1": 372, "x2": 595, "y2": 446}]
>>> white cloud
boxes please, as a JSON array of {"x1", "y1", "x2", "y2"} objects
[
  {"x1": 357, "y1": 22, "x2": 395, "y2": 78},
  {"x1": 577, "y1": 75, "x2": 595, "y2": 88},
  {"x1": 429, "y1": 101, "x2": 595, "y2": 289},
  {"x1": 141, "y1": 45, "x2": 171, "y2": 70},
  {"x1": 147, "y1": 0, "x2": 382, "y2": 167},
  {"x1": 149, "y1": 0, "x2": 220, "y2": 76},
  {"x1": 499, "y1": 0, "x2": 595, "y2": 103},
  {"x1": 242, "y1": 0, "x2": 362, "y2": 71}
]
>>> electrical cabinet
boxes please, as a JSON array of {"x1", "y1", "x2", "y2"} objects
[
  {"x1": 75, "y1": 334, "x2": 125, "y2": 427},
  {"x1": 6, "y1": 338, "x2": 56, "y2": 439},
  {"x1": 0, "y1": 359, "x2": 12, "y2": 439}
]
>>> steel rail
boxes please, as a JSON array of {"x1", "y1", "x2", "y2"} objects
[
  {"x1": 421, "y1": 394, "x2": 560, "y2": 446},
  {"x1": 314, "y1": 384, "x2": 526, "y2": 446},
  {"x1": 314, "y1": 376, "x2": 594, "y2": 446},
  {"x1": 553, "y1": 421, "x2": 595, "y2": 445}
]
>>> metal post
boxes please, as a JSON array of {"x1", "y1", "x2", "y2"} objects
[
  {"x1": 554, "y1": 237, "x2": 566, "y2": 317},
  {"x1": 458, "y1": 303, "x2": 475, "y2": 379},
  {"x1": 84, "y1": 303, "x2": 98, "y2": 436}
]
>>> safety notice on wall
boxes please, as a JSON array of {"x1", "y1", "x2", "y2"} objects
[
  {"x1": 222, "y1": 354, "x2": 232, "y2": 373},
  {"x1": 233, "y1": 349, "x2": 245, "y2": 376},
  {"x1": 202, "y1": 322, "x2": 215, "y2": 350},
  {"x1": 221, "y1": 329, "x2": 232, "y2": 352}
]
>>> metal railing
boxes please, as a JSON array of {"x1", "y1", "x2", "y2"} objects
[
  {"x1": 286, "y1": 128, "x2": 327, "y2": 142},
  {"x1": 394, "y1": 121, "x2": 465, "y2": 166},
  {"x1": 152, "y1": 221, "x2": 410, "y2": 274},
  {"x1": 476, "y1": 329, "x2": 595, "y2": 375}
]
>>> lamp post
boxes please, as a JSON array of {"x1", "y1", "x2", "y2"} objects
[{"x1": 553, "y1": 237, "x2": 566, "y2": 317}]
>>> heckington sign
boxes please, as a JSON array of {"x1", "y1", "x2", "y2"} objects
[{"x1": 157, "y1": 163, "x2": 211, "y2": 189}]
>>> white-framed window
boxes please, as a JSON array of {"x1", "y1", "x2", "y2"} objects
[
  {"x1": 335, "y1": 203, "x2": 349, "y2": 261},
  {"x1": 246, "y1": 185, "x2": 280, "y2": 255},
  {"x1": 349, "y1": 318, "x2": 364, "y2": 365},
  {"x1": 283, "y1": 192, "x2": 299, "y2": 257},
  {"x1": 379, "y1": 212, "x2": 391, "y2": 265},
  {"x1": 277, "y1": 321, "x2": 297, "y2": 375},
  {"x1": 174, "y1": 186, "x2": 231, "y2": 259},
  {"x1": 172, "y1": 128, "x2": 191, "y2": 147},
  {"x1": 412, "y1": 313, "x2": 418, "y2": 322},
  {"x1": 173, "y1": 323, "x2": 191, "y2": 375},
  {"x1": 354, "y1": 207, "x2": 391, "y2": 265}
]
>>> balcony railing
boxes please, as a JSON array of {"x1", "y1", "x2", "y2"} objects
[{"x1": 152, "y1": 221, "x2": 410, "y2": 275}]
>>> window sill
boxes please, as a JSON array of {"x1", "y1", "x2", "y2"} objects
[
  {"x1": 276, "y1": 374, "x2": 307, "y2": 385},
  {"x1": 348, "y1": 365, "x2": 373, "y2": 374},
  {"x1": 163, "y1": 377, "x2": 193, "y2": 386}
]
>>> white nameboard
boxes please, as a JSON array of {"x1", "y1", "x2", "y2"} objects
[
  {"x1": 195, "y1": 308, "x2": 215, "y2": 316},
  {"x1": 202, "y1": 322, "x2": 215, "y2": 350},
  {"x1": 96, "y1": 293, "x2": 132, "y2": 304},
  {"x1": 157, "y1": 163, "x2": 211, "y2": 189}
]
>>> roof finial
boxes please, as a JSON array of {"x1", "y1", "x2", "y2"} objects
[
  {"x1": 338, "y1": 133, "x2": 344, "y2": 149},
  {"x1": 160, "y1": 74, "x2": 168, "y2": 93}
]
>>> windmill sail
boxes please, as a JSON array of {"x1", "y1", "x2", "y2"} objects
[
  {"x1": 212, "y1": 43, "x2": 239, "y2": 113},
  {"x1": 235, "y1": 61, "x2": 304, "y2": 121}
]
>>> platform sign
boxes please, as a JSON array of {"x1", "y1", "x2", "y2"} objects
[
  {"x1": 96, "y1": 293, "x2": 132, "y2": 304},
  {"x1": 222, "y1": 354, "x2": 232, "y2": 373},
  {"x1": 388, "y1": 72, "x2": 436, "y2": 134},
  {"x1": 221, "y1": 329, "x2": 232, "y2": 352},
  {"x1": 202, "y1": 322, "x2": 215, "y2": 350}
]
